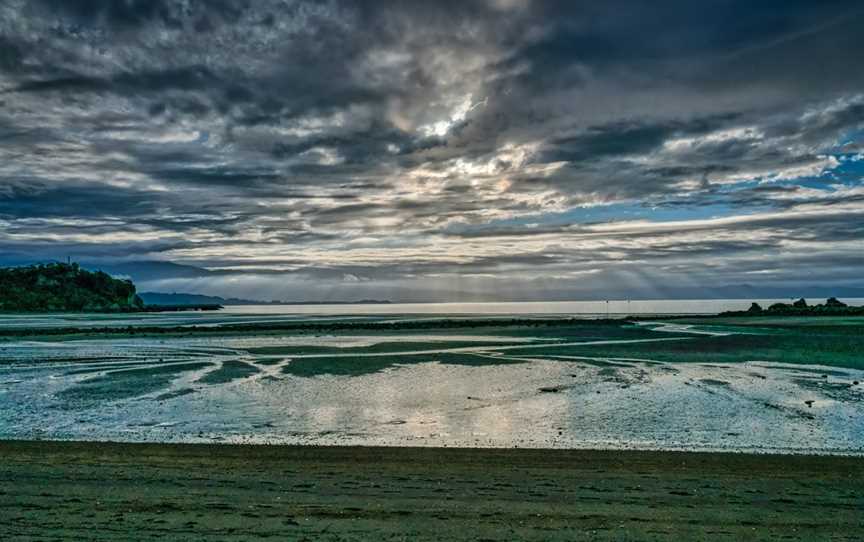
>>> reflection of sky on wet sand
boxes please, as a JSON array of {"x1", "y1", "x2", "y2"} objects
[{"x1": 1, "y1": 335, "x2": 863, "y2": 454}]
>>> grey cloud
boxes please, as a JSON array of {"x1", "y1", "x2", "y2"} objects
[{"x1": 0, "y1": 0, "x2": 862, "y2": 299}]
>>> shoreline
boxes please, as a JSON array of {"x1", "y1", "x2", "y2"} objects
[
  {"x1": 3, "y1": 440, "x2": 862, "y2": 540},
  {"x1": 2, "y1": 311, "x2": 863, "y2": 340},
  {"x1": 5, "y1": 437, "x2": 864, "y2": 466},
  {"x1": 5, "y1": 437, "x2": 864, "y2": 458}
]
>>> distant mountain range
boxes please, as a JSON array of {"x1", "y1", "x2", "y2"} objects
[{"x1": 139, "y1": 292, "x2": 392, "y2": 306}]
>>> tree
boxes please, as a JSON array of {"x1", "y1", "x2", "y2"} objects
[{"x1": 747, "y1": 302, "x2": 763, "y2": 313}]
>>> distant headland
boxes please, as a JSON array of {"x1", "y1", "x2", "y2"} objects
[
  {"x1": 0, "y1": 263, "x2": 393, "y2": 312},
  {"x1": 719, "y1": 297, "x2": 864, "y2": 317},
  {"x1": 0, "y1": 263, "x2": 221, "y2": 313}
]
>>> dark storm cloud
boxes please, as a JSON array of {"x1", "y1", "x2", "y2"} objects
[
  {"x1": 0, "y1": 0, "x2": 862, "y2": 299},
  {"x1": 540, "y1": 119, "x2": 726, "y2": 163},
  {"x1": 30, "y1": 0, "x2": 250, "y2": 29},
  {"x1": 8, "y1": 66, "x2": 220, "y2": 96},
  {"x1": 0, "y1": 182, "x2": 159, "y2": 218}
]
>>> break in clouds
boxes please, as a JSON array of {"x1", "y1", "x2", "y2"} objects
[{"x1": 0, "y1": 0, "x2": 863, "y2": 301}]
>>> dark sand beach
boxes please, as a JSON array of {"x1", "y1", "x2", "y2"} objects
[{"x1": 1, "y1": 440, "x2": 862, "y2": 541}]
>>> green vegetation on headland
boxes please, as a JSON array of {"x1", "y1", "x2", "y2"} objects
[
  {"x1": 720, "y1": 297, "x2": 864, "y2": 317},
  {"x1": 0, "y1": 263, "x2": 224, "y2": 313},
  {"x1": 0, "y1": 263, "x2": 144, "y2": 312}
]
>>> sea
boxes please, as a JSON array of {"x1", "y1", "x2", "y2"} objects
[
  {"x1": 0, "y1": 298, "x2": 861, "y2": 330},
  {"x1": 221, "y1": 298, "x2": 864, "y2": 316}
]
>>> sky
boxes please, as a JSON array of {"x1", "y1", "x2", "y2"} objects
[{"x1": 0, "y1": 0, "x2": 863, "y2": 302}]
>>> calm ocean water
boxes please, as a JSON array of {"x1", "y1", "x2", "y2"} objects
[
  {"x1": 222, "y1": 298, "x2": 864, "y2": 316},
  {"x1": 0, "y1": 298, "x2": 860, "y2": 330}
]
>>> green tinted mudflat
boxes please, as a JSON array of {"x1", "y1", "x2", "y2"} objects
[
  {"x1": 280, "y1": 351, "x2": 524, "y2": 377},
  {"x1": 197, "y1": 360, "x2": 260, "y2": 384},
  {"x1": 57, "y1": 362, "x2": 211, "y2": 405},
  {"x1": 524, "y1": 324, "x2": 864, "y2": 369}
]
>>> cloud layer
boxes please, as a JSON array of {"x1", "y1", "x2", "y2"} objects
[{"x1": 1, "y1": 0, "x2": 863, "y2": 300}]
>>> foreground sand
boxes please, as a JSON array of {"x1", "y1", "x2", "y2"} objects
[{"x1": 1, "y1": 441, "x2": 862, "y2": 541}]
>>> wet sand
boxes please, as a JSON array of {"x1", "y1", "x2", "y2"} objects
[
  {"x1": 4, "y1": 323, "x2": 864, "y2": 452},
  {"x1": 1, "y1": 440, "x2": 862, "y2": 541}
]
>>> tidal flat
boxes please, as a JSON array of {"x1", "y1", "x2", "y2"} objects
[{"x1": 1, "y1": 314, "x2": 863, "y2": 454}]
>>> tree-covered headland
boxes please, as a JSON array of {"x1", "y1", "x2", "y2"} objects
[
  {"x1": 726, "y1": 297, "x2": 864, "y2": 316},
  {"x1": 0, "y1": 263, "x2": 144, "y2": 312}
]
